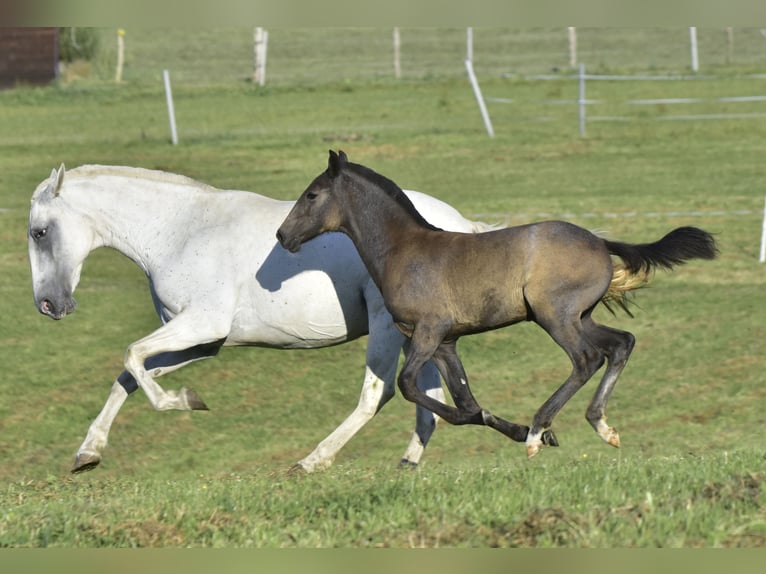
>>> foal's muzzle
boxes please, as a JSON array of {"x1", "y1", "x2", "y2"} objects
[{"x1": 276, "y1": 229, "x2": 302, "y2": 253}]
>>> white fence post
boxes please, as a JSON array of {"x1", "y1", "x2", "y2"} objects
[
  {"x1": 760, "y1": 197, "x2": 766, "y2": 263},
  {"x1": 465, "y1": 59, "x2": 494, "y2": 137},
  {"x1": 254, "y1": 27, "x2": 268, "y2": 86},
  {"x1": 393, "y1": 28, "x2": 401, "y2": 79},
  {"x1": 578, "y1": 63, "x2": 586, "y2": 137},
  {"x1": 115, "y1": 29, "x2": 125, "y2": 83},
  {"x1": 568, "y1": 27, "x2": 577, "y2": 68},
  {"x1": 689, "y1": 27, "x2": 699, "y2": 73},
  {"x1": 163, "y1": 69, "x2": 178, "y2": 145}
]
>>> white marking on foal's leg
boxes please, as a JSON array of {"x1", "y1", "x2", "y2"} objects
[
  {"x1": 526, "y1": 429, "x2": 544, "y2": 459},
  {"x1": 595, "y1": 417, "x2": 620, "y2": 448}
]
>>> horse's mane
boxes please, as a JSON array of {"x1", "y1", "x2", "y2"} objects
[
  {"x1": 345, "y1": 162, "x2": 442, "y2": 232},
  {"x1": 67, "y1": 165, "x2": 219, "y2": 193}
]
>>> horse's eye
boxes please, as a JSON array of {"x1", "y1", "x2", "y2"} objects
[
  {"x1": 306, "y1": 192, "x2": 318, "y2": 201},
  {"x1": 31, "y1": 227, "x2": 48, "y2": 241}
]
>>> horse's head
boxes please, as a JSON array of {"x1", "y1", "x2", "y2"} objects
[
  {"x1": 277, "y1": 150, "x2": 348, "y2": 253},
  {"x1": 28, "y1": 165, "x2": 93, "y2": 319}
]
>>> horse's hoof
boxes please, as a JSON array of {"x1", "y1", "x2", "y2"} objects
[
  {"x1": 526, "y1": 443, "x2": 541, "y2": 459},
  {"x1": 183, "y1": 388, "x2": 209, "y2": 411},
  {"x1": 399, "y1": 458, "x2": 419, "y2": 470},
  {"x1": 606, "y1": 429, "x2": 620, "y2": 448},
  {"x1": 287, "y1": 463, "x2": 307, "y2": 476},
  {"x1": 71, "y1": 452, "x2": 101, "y2": 473}
]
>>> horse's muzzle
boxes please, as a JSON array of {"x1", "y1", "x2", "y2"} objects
[{"x1": 39, "y1": 296, "x2": 77, "y2": 320}]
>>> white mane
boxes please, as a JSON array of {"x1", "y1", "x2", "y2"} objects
[{"x1": 67, "y1": 165, "x2": 219, "y2": 193}]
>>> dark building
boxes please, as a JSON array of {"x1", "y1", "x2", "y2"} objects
[{"x1": 0, "y1": 28, "x2": 58, "y2": 88}]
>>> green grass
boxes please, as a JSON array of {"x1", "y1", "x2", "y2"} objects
[
  {"x1": 2, "y1": 451, "x2": 764, "y2": 547},
  {"x1": 1, "y1": 28, "x2": 765, "y2": 547}
]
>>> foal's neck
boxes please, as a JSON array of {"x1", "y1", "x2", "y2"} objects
[{"x1": 340, "y1": 170, "x2": 439, "y2": 284}]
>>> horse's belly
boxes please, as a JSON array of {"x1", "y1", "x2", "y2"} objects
[{"x1": 226, "y1": 273, "x2": 369, "y2": 349}]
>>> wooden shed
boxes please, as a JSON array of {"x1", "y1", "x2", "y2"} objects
[{"x1": 0, "y1": 28, "x2": 58, "y2": 88}]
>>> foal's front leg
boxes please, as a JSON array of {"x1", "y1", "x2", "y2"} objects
[
  {"x1": 432, "y1": 341, "x2": 529, "y2": 443},
  {"x1": 397, "y1": 324, "x2": 486, "y2": 426}
]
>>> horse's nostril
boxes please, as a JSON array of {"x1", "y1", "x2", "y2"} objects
[
  {"x1": 41, "y1": 299, "x2": 52, "y2": 314},
  {"x1": 276, "y1": 230, "x2": 284, "y2": 244}
]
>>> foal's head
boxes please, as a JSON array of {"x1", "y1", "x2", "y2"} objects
[
  {"x1": 277, "y1": 150, "x2": 348, "y2": 253},
  {"x1": 277, "y1": 150, "x2": 436, "y2": 253}
]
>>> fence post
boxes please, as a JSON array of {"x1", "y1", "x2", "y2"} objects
[
  {"x1": 115, "y1": 29, "x2": 125, "y2": 83},
  {"x1": 689, "y1": 27, "x2": 699, "y2": 73},
  {"x1": 254, "y1": 27, "x2": 267, "y2": 86},
  {"x1": 568, "y1": 27, "x2": 577, "y2": 68},
  {"x1": 163, "y1": 69, "x2": 178, "y2": 145},
  {"x1": 465, "y1": 59, "x2": 494, "y2": 137},
  {"x1": 578, "y1": 63, "x2": 586, "y2": 137},
  {"x1": 393, "y1": 28, "x2": 401, "y2": 79},
  {"x1": 760, "y1": 196, "x2": 766, "y2": 263}
]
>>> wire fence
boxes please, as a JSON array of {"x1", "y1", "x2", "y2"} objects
[{"x1": 82, "y1": 28, "x2": 766, "y2": 89}]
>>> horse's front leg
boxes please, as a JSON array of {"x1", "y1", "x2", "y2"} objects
[
  {"x1": 72, "y1": 380, "x2": 130, "y2": 473},
  {"x1": 124, "y1": 313, "x2": 229, "y2": 412},
  {"x1": 72, "y1": 343, "x2": 224, "y2": 473}
]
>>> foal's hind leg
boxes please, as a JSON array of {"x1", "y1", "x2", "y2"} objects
[
  {"x1": 431, "y1": 341, "x2": 529, "y2": 443},
  {"x1": 527, "y1": 316, "x2": 606, "y2": 458},
  {"x1": 581, "y1": 317, "x2": 635, "y2": 448}
]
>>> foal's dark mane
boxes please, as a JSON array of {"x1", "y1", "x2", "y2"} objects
[{"x1": 344, "y1": 162, "x2": 442, "y2": 232}]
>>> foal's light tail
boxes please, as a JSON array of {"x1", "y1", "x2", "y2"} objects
[{"x1": 601, "y1": 226, "x2": 719, "y2": 315}]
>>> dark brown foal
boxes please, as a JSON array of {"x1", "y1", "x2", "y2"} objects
[{"x1": 277, "y1": 150, "x2": 718, "y2": 458}]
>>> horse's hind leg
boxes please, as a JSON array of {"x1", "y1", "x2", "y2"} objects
[
  {"x1": 581, "y1": 317, "x2": 635, "y2": 448},
  {"x1": 432, "y1": 341, "x2": 529, "y2": 443},
  {"x1": 72, "y1": 343, "x2": 223, "y2": 473},
  {"x1": 400, "y1": 359, "x2": 444, "y2": 467}
]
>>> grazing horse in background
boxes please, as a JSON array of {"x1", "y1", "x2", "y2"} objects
[
  {"x1": 28, "y1": 164, "x2": 494, "y2": 473},
  {"x1": 277, "y1": 150, "x2": 718, "y2": 458}
]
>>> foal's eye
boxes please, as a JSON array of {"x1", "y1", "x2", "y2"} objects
[{"x1": 31, "y1": 227, "x2": 48, "y2": 241}]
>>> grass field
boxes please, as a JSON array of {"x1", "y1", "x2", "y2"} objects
[{"x1": 1, "y1": 28, "x2": 765, "y2": 547}]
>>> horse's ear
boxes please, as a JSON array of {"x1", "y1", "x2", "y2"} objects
[
  {"x1": 50, "y1": 163, "x2": 65, "y2": 196},
  {"x1": 327, "y1": 149, "x2": 347, "y2": 179}
]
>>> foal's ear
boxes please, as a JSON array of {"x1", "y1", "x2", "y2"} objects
[{"x1": 327, "y1": 149, "x2": 347, "y2": 179}]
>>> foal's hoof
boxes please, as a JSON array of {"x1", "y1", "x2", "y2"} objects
[
  {"x1": 542, "y1": 429, "x2": 559, "y2": 447},
  {"x1": 526, "y1": 443, "x2": 541, "y2": 459},
  {"x1": 71, "y1": 451, "x2": 101, "y2": 474},
  {"x1": 526, "y1": 429, "x2": 559, "y2": 459},
  {"x1": 183, "y1": 388, "x2": 209, "y2": 411},
  {"x1": 595, "y1": 419, "x2": 620, "y2": 448},
  {"x1": 399, "y1": 458, "x2": 419, "y2": 470},
  {"x1": 604, "y1": 428, "x2": 620, "y2": 448}
]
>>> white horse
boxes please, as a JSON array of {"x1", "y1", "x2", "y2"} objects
[{"x1": 28, "y1": 164, "x2": 492, "y2": 473}]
